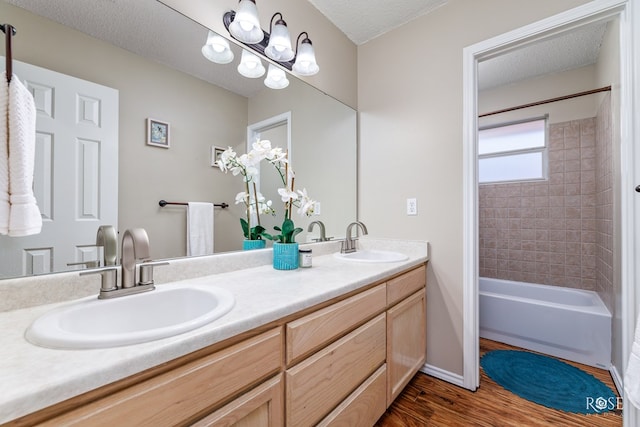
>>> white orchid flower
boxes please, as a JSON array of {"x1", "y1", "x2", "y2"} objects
[
  {"x1": 235, "y1": 191, "x2": 248, "y2": 205},
  {"x1": 258, "y1": 199, "x2": 275, "y2": 215},
  {"x1": 296, "y1": 188, "x2": 315, "y2": 216},
  {"x1": 278, "y1": 187, "x2": 298, "y2": 203},
  {"x1": 251, "y1": 139, "x2": 272, "y2": 159},
  {"x1": 218, "y1": 147, "x2": 236, "y2": 172},
  {"x1": 268, "y1": 147, "x2": 288, "y2": 165}
]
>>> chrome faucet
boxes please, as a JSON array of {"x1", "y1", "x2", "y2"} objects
[
  {"x1": 96, "y1": 225, "x2": 118, "y2": 266},
  {"x1": 341, "y1": 221, "x2": 368, "y2": 253},
  {"x1": 308, "y1": 220, "x2": 332, "y2": 242},
  {"x1": 121, "y1": 228, "x2": 151, "y2": 288},
  {"x1": 66, "y1": 225, "x2": 118, "y2": 269},
  {"x1": 81, "y1": 228, "x2": 167, "y2": 299}
]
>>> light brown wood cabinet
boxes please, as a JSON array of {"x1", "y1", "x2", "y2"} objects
[
  {"x1": 386, "y1": 265, "x2": 427, "y2": 406},
  {"x1": 192, "y1": 374, "x2": 284, "y2": 427},
  {"x1": 17, "y1": 264, "x2": 427, "y2": 427},
  {"x1": 386, "y1": 290, "x2": 427, "y2": 405},
  {"x1": 39, "y1": 328, "x2": 283, "y2": 427},
  {"x1": 286, "y1": 314, "x2": 386, "y2": 427},
  {"x1": 317, "y1": 365, "x2": 387, "y2": 427}
]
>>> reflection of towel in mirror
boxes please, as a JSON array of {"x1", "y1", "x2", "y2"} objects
[
  {"x1": 0, "y1": 73, "x2": 9, "y2": 235},
  {"x1": 625, "y1": 312, "x2": 640, "y2": 409},
  {"x1": 187, "y1": 202, "x2": 214, "y2": 256},
  {"x1": 8, "y1": 74, "x2": 41, "y2": 236}
]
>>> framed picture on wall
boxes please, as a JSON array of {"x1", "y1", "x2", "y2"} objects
[
  {"x1": 146, "y1": 118, "x2": 170, "y2": 148},
  {"x1": 211, "y1": 146, "x2": 225, "y2": 168}
]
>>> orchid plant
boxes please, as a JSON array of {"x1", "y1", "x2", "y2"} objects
[
  {"x1": 217, "y1": 143, "x2": 276, "y2": 240},
  {"x1": 261, "y1": 147, "x2": 316, "y2": 244},
  {"x1": 218, "y1": 139, "x2": 316, "y2": 244}
]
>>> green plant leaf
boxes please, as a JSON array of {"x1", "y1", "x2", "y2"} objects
[{"x1": 240, "y1": 218, "x2": 249, "y2": 239}]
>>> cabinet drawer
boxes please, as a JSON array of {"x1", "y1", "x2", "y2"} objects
[
  {"x1": 387, "y1": 265, "x2": 426, "y2": 306},
  {"x1": 317, "y1": 365, "x2": 387, "y2": 427},
  {"x1": 42, "y1": 328, "x2": 283, "y2": 427},
  {"x1": 192, "y1": 374, "x2": 283, "y2": 427},
  {"x1": 286, "y1": 313, "x2": 386, "y2": 427},
  {"x1": 286, "y1": 284, "x2": 386, "y2": 365}
]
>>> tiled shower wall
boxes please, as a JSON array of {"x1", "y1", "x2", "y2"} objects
[
  {"x1": 479, "y1": 104, "x2": 612, "y2": 306},
  {"x1": 595, "y1": 94, "x2": 613, "y2": 311}
]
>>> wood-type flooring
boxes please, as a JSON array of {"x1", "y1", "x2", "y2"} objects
[{"x1": 376, "y1": 339, "x2": 622, "y2": 426}]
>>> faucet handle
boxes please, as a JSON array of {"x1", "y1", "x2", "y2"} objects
[
  {"x1": 67, "y1": 260, "x2": 100, "y2": 268},
  {"x1": 80, "y1": 266, "x2": 118, "y2": 296},
  {"x1": 139, "y1": 261, "x2": 169, "y2": 286}
]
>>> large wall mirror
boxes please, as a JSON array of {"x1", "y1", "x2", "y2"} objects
[{"x1": 0, "y1": 0, "x2": 357, "y2": 279}]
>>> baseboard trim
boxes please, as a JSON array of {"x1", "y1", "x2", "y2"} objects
[
  {"x1": 610, "y1": 364, "x2": 623, "y2": 396},
  {"x1": 420, "y1": 363, "x2": 465, "y2": 388}
]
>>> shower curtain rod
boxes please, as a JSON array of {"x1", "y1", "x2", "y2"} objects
[{"x1": 479, "y1": 85, "x2": 611, "y2": 118}]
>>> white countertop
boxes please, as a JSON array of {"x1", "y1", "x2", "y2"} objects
[{"x1": 0, "y1": 238, "x2": 428, "y2": 423}]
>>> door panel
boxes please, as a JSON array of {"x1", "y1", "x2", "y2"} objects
[{"x1": 0, "y1": 58, "x2": 118, "y2": 277}]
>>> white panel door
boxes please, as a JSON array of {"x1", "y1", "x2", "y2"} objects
[{"x1": 0, "y1": 58, "x2": 118, "y2": 278}]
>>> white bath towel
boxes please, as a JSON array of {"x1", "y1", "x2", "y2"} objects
[
  {"x1": 8, "y1": 74, "x2": 41, "y2": 236},
  {"x1": 187, "y1": 202, "x2": 214, "y2": 256},
  {"x1": 0, "y1": 72, "x2": 8, "y2": 235},
  {"x1": 625, "y1": 313, "x2": 640, "y2": 408}
]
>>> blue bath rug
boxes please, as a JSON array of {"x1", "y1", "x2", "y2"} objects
[{"x1": 481, "y1": 350, "x2": 617, "y2": 414}]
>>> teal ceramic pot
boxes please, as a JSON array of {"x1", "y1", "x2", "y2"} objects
[
  {"x1": 272, "y1": 242, "x2": 299, "y2": 270},
  {"x1": 243, "y1": 239, "x2": 266, "y2": 250}
]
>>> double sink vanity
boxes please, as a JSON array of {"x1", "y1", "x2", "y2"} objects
[{"x1": 0, "y1": 237, "x2": 429, "y2": 426}]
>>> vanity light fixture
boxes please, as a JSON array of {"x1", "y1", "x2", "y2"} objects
[
  {"x1": 223, "y1": 4, "x2": 320, "y2": 78},
  {"x1": 264, "y1": 13, "x2": 294, "y2": 62},
  {"x1": 228, "y1": 0, "x2": 263, "y2": 44},
  {"x1": 237, "y1": 49, "x2": 265, "y2": 78},
  {"x1": 292, "y1": 32, "x2": 319, "y2": 76},
  {"x1": 201, "y1": 31, "x2": 234, "y2": 64},
  {"x1": 264, "y1": 64, "x2": 289, "y2": 89}
]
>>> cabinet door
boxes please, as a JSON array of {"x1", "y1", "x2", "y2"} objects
[
  {"x1": 192, "y1": 374, "x2": 283, "y2": 427},
  {"x1": 386, "y1": 289, "x2": 426, "y2": 406}
]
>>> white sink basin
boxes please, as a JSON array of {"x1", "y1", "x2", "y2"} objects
[
  {"x1": 25, "y1": 283, "x2": 235, "y2": 349},
  {"x1": 334, "y1": 250, "x2": 409, "y2": 263}
]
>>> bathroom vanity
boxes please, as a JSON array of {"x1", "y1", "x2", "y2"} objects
[{"x1": 0, "y1": 239, "x2": 428, "y2": 426}]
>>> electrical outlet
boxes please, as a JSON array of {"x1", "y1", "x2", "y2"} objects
[
  {"x1": 314, "y1": 201, "x2": 321, "y2": 215},
  {"x1": 407, "y1": 198, "x2": 417, "y2": 215}
]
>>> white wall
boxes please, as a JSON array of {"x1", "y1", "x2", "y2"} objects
[{"x1": 358, "y1": 0, "x2": 592, "y2": 376}]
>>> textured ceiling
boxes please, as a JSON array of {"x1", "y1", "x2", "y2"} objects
[
  {"x1": 6, "y1": 0, "x2": 265, "y2": 98},
  {"x1": 308, "y1": 0, "x2": 447, "y2": 45},
  {"x1": 478, "y1": 22, "x2": 607, "y2": 91},
  {"x1": 7, "y1": 0, "x2": 607, "y2": 96}
]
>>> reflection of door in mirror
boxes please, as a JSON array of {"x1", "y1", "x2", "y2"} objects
[
  {"x1": 0, "y1": 59, "x2": 118, "y2": 279},
  {"x1": 247, "y1": 112, "x2": 292, "y2": 242},
  {"x1": 259, "y1": 124, "x2": 289, "y2": 239}
]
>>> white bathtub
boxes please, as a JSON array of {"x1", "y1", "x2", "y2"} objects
[{"x1": 479, "y1": 277, "x2": 611, "y2": 369}]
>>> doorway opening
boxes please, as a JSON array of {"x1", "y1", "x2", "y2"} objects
[{"x1": 462, "y1": 7, "x2": 637, "y2": 426}]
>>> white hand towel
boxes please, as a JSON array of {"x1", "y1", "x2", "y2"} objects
[
  {"x1": 187, "y1": 202, "x2": 214, "y2": 256},
  {"x1": 625, "y1": 313, "x2": 640, "y2": 408},
  {"x1": 0, "y1": 72, "x2": 8, "y2": 235},
  {"x1": 8, "y1": 74, "x2": 41, "y2": 236}
]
